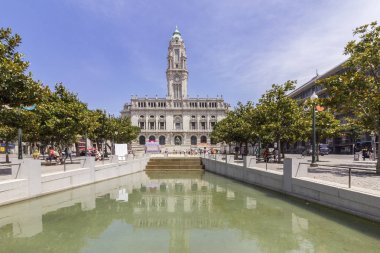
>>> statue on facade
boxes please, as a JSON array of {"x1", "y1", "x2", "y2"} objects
[{"x1": 175, "y1": 136, "x2": 181, "y2": 145}]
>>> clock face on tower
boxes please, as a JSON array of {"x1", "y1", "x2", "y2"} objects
[{"x1": 175, "y1": 76, "x2": 180, "y2": 82}]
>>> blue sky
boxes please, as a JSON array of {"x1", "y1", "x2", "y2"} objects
[{"x1": 1, "y1": 0, "x2": 380, "y2": 115}]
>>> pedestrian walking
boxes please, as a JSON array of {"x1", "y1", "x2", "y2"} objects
[{"x1": 65, "y1": 147, "x2": 72, "y2": 163}]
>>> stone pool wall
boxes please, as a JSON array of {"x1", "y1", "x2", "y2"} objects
[
  {"x1": 0, "y1": 155, "x2": 149, "y2": 206},
  {"x1": 202, "y1": 155, "x2": 380, "y2": 223}
]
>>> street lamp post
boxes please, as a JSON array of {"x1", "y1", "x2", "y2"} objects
[
  {"x1": 18, "y1": 104, "x2": 36, "y2": 160},
  {"x1": 113, "y1": 131, "x2": 118, "y2": 155},
  {"x1": 371, "y1": 131, "x2": 376, "y2": 161},
  {"x1": 310, "y1": 92, "x2": 318, "y2": 165},
  {"x1": 84, "y1": 132, "x2": 88, "y2": 156},
  {"x1": 18, "y1": 128, "x2": 22, "y2": 159},
  {"x1": 102, "y1": 109, "x2": 107, "y2": 159}
]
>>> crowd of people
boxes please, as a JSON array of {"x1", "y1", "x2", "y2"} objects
[
  {"x1": 31, "y1": 146, "x2": 107, "y2": 164},
  {"x1": 163, "y1": 148, "x2": 219, "y2": 156}
]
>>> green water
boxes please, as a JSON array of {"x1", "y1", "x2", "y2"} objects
[{"x1": 0, "y1": 171, "x2": 379, "y2": 253}]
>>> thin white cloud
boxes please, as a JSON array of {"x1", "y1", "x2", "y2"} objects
[
  {"x1": 197, "y1": 0, "x2": 380, "y2": 102},
  {"x1": 63, "y1": 0, "x2": 380, "y2": 105}
]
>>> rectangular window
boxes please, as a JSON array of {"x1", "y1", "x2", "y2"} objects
[
  {"x1": 150, "y1": 122, "x2": 155, "y2": 130},
  {"x1": 176, "y1": 123, "x2": 181, "y2": 130},
  {"x1": 139, "y1": 122, "x2": 145, "y2": 129},
  {"x1": 191, "y1": 122, "x2": 196, "y2": 130},
  {"x1": 175, "y1": 49, "x2": 180, "y2": 62},
  {"x1": 160, "y1": 122, "x2": 165, "y2": 130},
  {"x1": 201, "y1": 122, "x2": 206, "y2": 130}
]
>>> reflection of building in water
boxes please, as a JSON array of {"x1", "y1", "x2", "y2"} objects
[
  {"x1": 134, "y1": 179, "x2": 212, "y2": 215},
  {"x1": 246, "y1": 196, "x2": 257, "y2": 209},
  {"x1": 133, "y1": 178, "x2": 219, "y2": 253},
  {"x1": 0, "y1": 172, "x2": 326, "y2": 253},
  {"x1": 116, "y1": 189, "x2": 129, "y2": 202},
  {"x1": 291, "y1": 213, "x2": 314, "y2": 252}
]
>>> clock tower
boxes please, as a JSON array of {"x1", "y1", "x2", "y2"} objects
[{"x1": 166, "y1": 26, "x2": 188, "y2": 99}]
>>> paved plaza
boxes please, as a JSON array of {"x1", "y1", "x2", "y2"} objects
[
  {"x1": 1, "y1": 153, "x2": 379, "y2": 193},
  {"x1": 238, "y1": 154, "x2": 380, "y2": 193}
]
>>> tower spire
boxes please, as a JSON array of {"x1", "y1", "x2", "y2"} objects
[
  {"x1": 172, "y1": 26, "x2": 182, "y2": 40},
  {"x1": 167, "y1": 27, "x2": 188, "y2": 99}
]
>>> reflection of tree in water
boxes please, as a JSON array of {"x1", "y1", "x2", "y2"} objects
[
  {"x1": 0, "y1": 197, "x2": 132, "y2": 253},
  {"x1": 208, "y1": 178, "x2": 300, "y2": 252},
  {"x1": 1, "y1": 172, "x2": 380, "y2": 253},
  {"x1": 208, "y1": 174, "x2": 380, "y2": 253}
]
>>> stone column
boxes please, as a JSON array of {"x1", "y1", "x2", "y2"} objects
[
  {"x1": 110, "y1": 155, "x2": 119, "y2": 164},
  {"x1": 16, "y1": 159, "x2": 42, "y2": 197},
  {"x1": 243, "y1": 156, "x2": 256, "y2": 168},
  {"x1": 226, "y1": 155, "x2": 234, "y2": 163},
  {"x1": 283, "y1": 158, "x2": 307, "y2": 193}
]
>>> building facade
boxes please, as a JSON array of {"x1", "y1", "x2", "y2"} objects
[
  {"x1": 121, "y1": 27, "x2": 229, "y2": 150},
  {"x1": 287, "y1": 62, "x2": 372, "y2": 154}
]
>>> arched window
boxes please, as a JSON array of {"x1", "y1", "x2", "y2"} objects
[
  {"x1": 191, "y1": 136, "x2": 197, "y2": 145},
  {"x1": 200, "y1": 136, "x2": 207, "y2": 143},
  {"x1": 174, "y1": 136, "x2": 182, "y2": 145},
  {"x1": 149, "y1": 136, "x2": 156, "y2": 142},
  {"x1": 174, "y1": 116, "x2": 182, "y2": 130},
  {"x1": 139, "y1": 136, "x2": 146, "y2": 145},
  {"x1": 159, "y1": 136, "x2": 166, "y2": 145}
]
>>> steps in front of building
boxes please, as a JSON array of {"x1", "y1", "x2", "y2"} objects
[
  {"x1": 131, "y1": 144, "x2": 145, "y2": 151},
  {"x1": 146, "y1": 170, "x2": 204, "y2": 179},
  {"x1": 145, "y1": 157, "x2": 204, "y2": 171}
]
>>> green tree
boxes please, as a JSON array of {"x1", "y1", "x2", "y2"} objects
[
  {"x1": 0, "y1": 27, "x2": 42, "y2": 109},
  {"x1": 256, "y1": 80, "x2": 308, "y2": 162},
  {"x1": 88, "y1": 109, "x2": 109, "y2": 150},
  {"x1": 211, "y1": 102, "x2": 266, "y2": 156},
  {"x1": 36, "y1": 84, "x2": 91, "y2": 152},
  {"x1": 211, "y1": 109, "x2": 249, "y2": 154},
  {"x1": 342, "y1": 120, "x2": 364, "y2": 153},
  {"x1": 0, "y1": 27, "x2": 43, "y2": 160},
  {"x1": 315, "y1": 110, "x2": 341, "y2": 161},
  {"x1": 113, "y1": 117, "x2": 140, "y2": 144},
  {"x1": 0, "y1": 108, "x2": 33, "y2": 162},
  {"x1": 319, "y1": 21, "x2": 380, "y2": 172}
]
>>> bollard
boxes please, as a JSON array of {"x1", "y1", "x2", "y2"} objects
[
  {"x1": 348, "y1": 168, "x2": 351, "y2": 188},
  {"x1": 243, "y1": 156, "x2": 256, "y2": 168},
  {"x1": 283, "y1": 158, "x2": 300, "y2": 193}
]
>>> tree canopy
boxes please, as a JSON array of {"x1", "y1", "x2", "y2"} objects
[
  {"x1": 0, "y1": 26, "x2": 139, "y2": 160},
  {"x1": 255, "y1": 81, "x2": 309, "y2": 161},
  {"x1": 319, "y1": 21, "x2": 380, "y2": 171},
  {"x1": 0, "y1": 27, "x2": 42, "y2": 109}
]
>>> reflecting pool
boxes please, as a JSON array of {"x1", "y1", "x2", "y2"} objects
[{"x1": 0, "y1": 171, "x2": 379, "y2": 253}]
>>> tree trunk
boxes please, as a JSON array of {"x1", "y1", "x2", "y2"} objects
[
  {"x1": 5, "y1": 140, "x2": 10, "y2": 163},
  {"x1": 277, "y1": 139, "x2": 281, "y2": 163},
  {"x1": 377, "y1": 133, "x2": 380, "y2": 174},
  {"x1": 250, "y1": 142, "x2": 257, "y2": 156},
  {"x1": 316, "y1": 142, "x2": 320, "y2": 162},
  {"x1": 75, "y1": 142, "x2": 80, "y2": 156},
  {"x1": 281, "y1": 142, "x2": 285, "y2": 159}
]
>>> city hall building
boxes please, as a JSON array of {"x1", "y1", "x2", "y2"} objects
[{"x1": 121, "y1": 27, "x2": 229, "y2": 150}]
